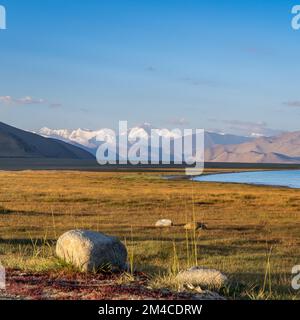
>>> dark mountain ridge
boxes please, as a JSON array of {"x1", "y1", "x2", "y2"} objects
[{"x1": 0, "y1": 122, "x2": 94, "y2": 159}]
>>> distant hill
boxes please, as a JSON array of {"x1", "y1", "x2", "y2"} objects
[
  {"x1": 0, "y1": 122, "x2": 94, "y2": 159},
  {"x1": 203, "y1": 131, "x2": 252, "y2": 148},
  {"x1": 205, "y1": 131, "x2": 300, "y2": 163}
]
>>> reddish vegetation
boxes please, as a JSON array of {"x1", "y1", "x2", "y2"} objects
[{"x1": 4, "y1": 269, "x2": 187, "y2": 300}]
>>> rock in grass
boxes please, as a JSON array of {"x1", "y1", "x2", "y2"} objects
[
  {"x1": 184, "y1": 222, "x2": 207, "y2": 231},
  {"x1": 155, "y1": 219, "x2": 173, "y2": 227},
  {"x1": 56, "y1": 230, "x2": 127, "y2": 272},
  {"x1": 176, "y1": 267, "x2": 228, "y2": 290}
]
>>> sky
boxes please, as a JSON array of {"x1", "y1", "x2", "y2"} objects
[{"x1": 0, "y1": 0, "x2": 300, "y2": 136}]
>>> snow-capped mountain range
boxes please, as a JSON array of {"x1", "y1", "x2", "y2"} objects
[
  {"x1": 36, "y1": 124, "x2": 252, "y2": 153},
  {"x1": 33, "y1": 124, "x2": 300, "y2": 163}
]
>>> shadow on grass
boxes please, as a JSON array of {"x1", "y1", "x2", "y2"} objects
[
  {"x1": 223, "y1": 271, "x2": 297, "y2": 300},
  {"x1": 0, "y1": 238, "x2": 56, "y2": 246},
  {"x1": 0, "y1": 206, "x2": 13, "y2": 214}
]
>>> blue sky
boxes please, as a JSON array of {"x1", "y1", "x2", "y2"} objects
[{"x1": 0, "y1": 0, "x2": 300, "y2": 135}]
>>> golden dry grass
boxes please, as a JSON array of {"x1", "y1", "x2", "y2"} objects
[{"x1": 0, "y1": 169, "x2": 299, "y2": 299}]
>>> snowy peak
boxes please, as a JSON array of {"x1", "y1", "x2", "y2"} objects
[
  {"x1": 39, "y1": 127, "x2": 72, "y2": 140},
  {"x1": 35, "y1": 125, "x2": 254, "y2": 156},
  {"x1": 37, "y1": 127, "x2": 116, "y2": 149}
]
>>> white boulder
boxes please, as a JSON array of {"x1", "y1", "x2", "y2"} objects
[
  {"x1": 155, "y1": 219, "x2": 173, "y2": 227},
  {"x1": 176, "y1": 266, "x2": 228, "y2": 290},
  {"x1": 56, "y1": 230, "x2": 127, "y2": 272}
]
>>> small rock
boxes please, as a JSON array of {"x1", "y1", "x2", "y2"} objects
[
  {"x1": 184, "y1": 222, "x2": 207, "y2": 231},
  {"x1": 176, "y1": 266, "x2": 228, "y2": 290},
  {"x1": 56, "y1": 230, "x2": 127, "y2": 272},
  {"x1": 160, "y1": 288, "x2": 171, "y2": 295},
  {"x1": 155, "y1": 219, "x2": 173, "y2": 227}
]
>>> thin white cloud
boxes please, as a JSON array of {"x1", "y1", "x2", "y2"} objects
[
  {"x1": 283, "y1": 101, "x2": 300, "y2": 108},
  {"x1": 216, "y1": 119, "x2": 284, "y2": 137},
  {"x1": 0, "y1": 95, "x2": 62, "y2": 109},
  {"x1": 0, "y1": 95, "x2": 45, "y2": 106},
  {"x1": 167, "y1": 117, "x2": 190, "y2": 126},
  {"x1": 181, "y1": 76, "x2": 219, "y2": 87}
]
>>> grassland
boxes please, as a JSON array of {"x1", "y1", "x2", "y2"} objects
[{"x1": 0, "y1": 169, "x2": 299, "y2": 299}]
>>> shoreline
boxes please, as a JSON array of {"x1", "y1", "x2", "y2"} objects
[{"x1": 191, "y1": 169, "x2": 300, "y2": 190}]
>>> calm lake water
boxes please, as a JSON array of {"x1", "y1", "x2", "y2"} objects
[{"x1": 193, "y1": 170, "x2": 300, "y2": 189}]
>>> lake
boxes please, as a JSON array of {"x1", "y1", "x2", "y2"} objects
[{"x1": 193, "y1": 170, "x2": 300, "y2": 189}]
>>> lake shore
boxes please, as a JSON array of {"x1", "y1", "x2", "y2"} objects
[
  {"x1": 193, "y1": 169, "x2": 300, "y2": 189},
  {"x1": 0, "y1": 169, "x2": 299, "y2": 300}
]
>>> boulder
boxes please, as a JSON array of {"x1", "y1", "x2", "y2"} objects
[
  {"x1": 155, "y1": 219, "x2": 173, "y2": 227},
  {"x1": 0, "y1": 263, "x2": 5, "y2": 290},
  {"x1": 184, "y1": 222, "x2": 207, "y2": 231},
  {"x1": 176, "y1": 266, "x2": 228, "y2": 290},
  {"x1": 56, "y1": 230, "x2": 127, "y2": 272}
]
